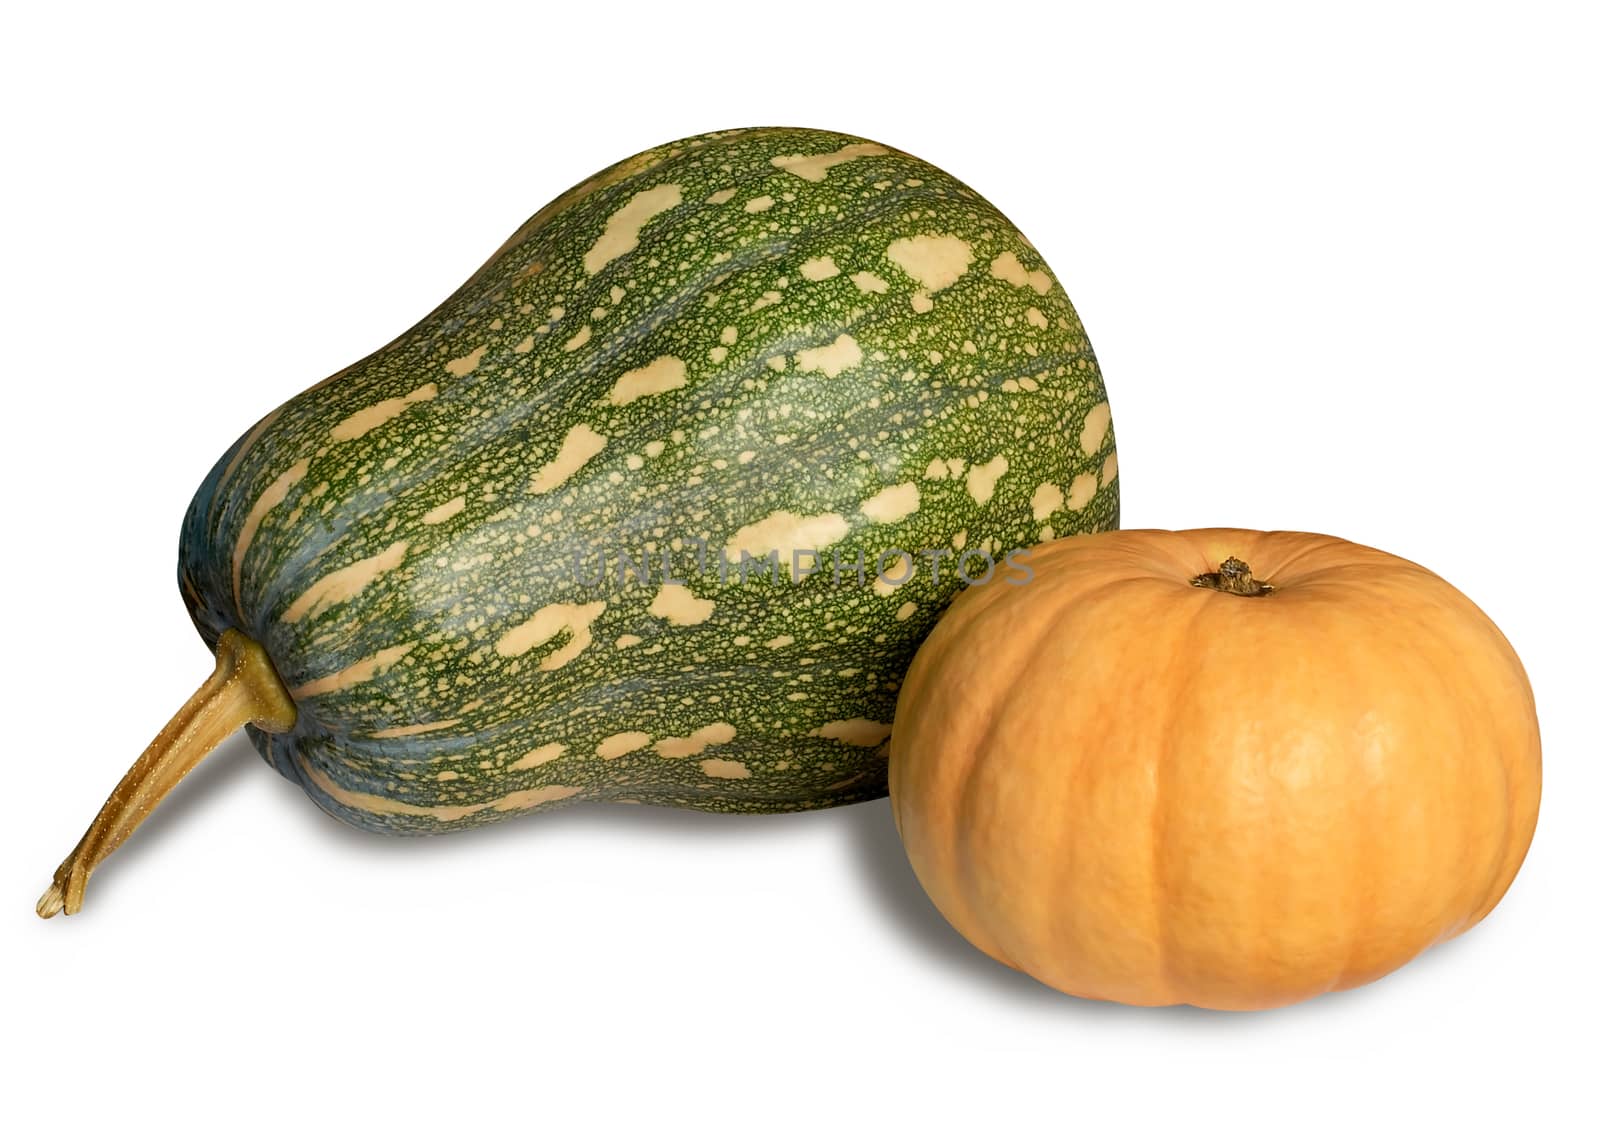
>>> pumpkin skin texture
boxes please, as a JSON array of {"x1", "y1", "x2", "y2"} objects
[
  {"x1": 888, "y1": 529, "x2": 1540, "y2": 1010},
  {"x1": 42, "y1": 127, "x2": 1114, "y2": 915}
]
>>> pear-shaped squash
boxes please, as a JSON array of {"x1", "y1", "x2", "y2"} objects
[{"x1": 41, "y1": 126, "x2": 1117, "y2": 915}]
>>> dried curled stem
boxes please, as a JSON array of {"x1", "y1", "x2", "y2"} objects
[{"x1": 37, "y1": 629, "x2": 295, "y2": 918}]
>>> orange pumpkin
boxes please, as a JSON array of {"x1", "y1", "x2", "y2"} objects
[{"x1": 889, "y1": 529, "x2": 1541, "y2": 1010}]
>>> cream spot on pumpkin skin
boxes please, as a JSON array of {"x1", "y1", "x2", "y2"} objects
[
  {"x1": 290, "y1": 642, "x2": 415, "y2": 700},
  {"x1": 965, "y1": 455, "x2": 1009, "y2": 505},
  {"x1": 873, "y1": 554, "x2": 912, "y2": 596},
  {"x1": 595, "y1": 731, "x2": 652, "y2": 760},
  {"x1": 770, "y1": 141, "x2": 890, "y2": 182},
  {"x1": 329, "y1": 383, "x2": 437, "y2": 442},
  {"x1": 794, "y1": 334, "x2": 863, "y2": 377},
  {"x1": 744, "y1": 195, "x2": 775, "y2": 213},
  {"x1": 861, "y1": 482, "x2": 921, "y2": 524},
  {"x1": 800, "y1": 256, "x2": 840, "y2": 281},
  {"x1": 583, "y1": 183, "x2": 683, "y2": 274},
  {"x1": 706, "y1": 188, "x2": 737, "y2": 204},
  {"x1": 233, "y1": 457, "x2": 309, "y2": 608},
  {"x1": 300, "y1": 758, "x2": 580, "y2": 820},
  {"x1": 648, "y1": 584, "x2": 716, "y2": 626},
  {"x1": 810, "y1": 718, "x2": 893, "y2": 747},
  {"x1": 1066, "y1": 472, "x2": 1099, "y2": 511},
  {"x1": 509, "y1": 742, "x2": 566, "y2": 770},
  {"x1": 765, "y1": 635, "x2": 794, "y2": 649},
  {"x1": 494, "y1": 786, "x2": 584, "y2": 812},
  {"x1": 700, "y1": 758, "x2": 751, "y2": 779},
  {"x1": 367, "y1": 718, "x2": 463, "y2": 739},
  {"x1": 895, "y1": 601, "x2": 918, "y2": 621},
  {"x1": 607, "y1": 355, "x2": 688, "y2": 406},
  {"x1": 725, "y1": 511, "x2": 850, "y2": 575},
  {"x1": 513, "y1": 335, "x2": 536, "y2": 354},
  {"x1": 1031, "y1": 482, "x2": 1063, "y2": 521},
  {"x1": 1025, "y1": 307, "x2": 1049, "y2": 329},
  {"x1": 653, "y1": 722, "x2": 737, "y2": 759},
  {"x1": 445, "y1": 345, "x2": 489, "y2": 377},
  {"x1": 850, "y1": 271, "x2": 889, "y2": 294},
  {"x1": 989, "y1": 250, "x2": 1052, "y2": 294},
  {"x1": 1080, "y1": 401, "x2": 1112, "y2": 454},
  {"x1": 281, "y1": 540, "x2": 409, "y2": 624},
  {"x1": 495, "y1": 600, "x2": 605, "y2": 669},
  {"x1": 885, "y1": 234, "x2": 973, "y2": 292},
  {"x1": 563, "y1": 325, "x2": 593, "y2": 352},
  {"x1": 529, "y1": 424, "x2": 607, "y2": 494},
  {"x1": 615, "y1": 634, "x2": 643, "y2": 649},
  {"x1": 421, "y1": 495, "x2": 466, "y2": 525},
  {"x1": 1101, "y1": 451, "x2": 1119, "y2": 487}
]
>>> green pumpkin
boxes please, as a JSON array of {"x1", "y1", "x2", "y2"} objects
[{"x1": 42, "y1": 126, "x2": 1116, "y2": 915}]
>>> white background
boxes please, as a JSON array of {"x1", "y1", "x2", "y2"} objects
[{"x1": 4, "y1": 2, "x2": 1595, "y2": 1121}]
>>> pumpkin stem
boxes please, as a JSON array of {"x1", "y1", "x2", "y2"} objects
[
  {"x1": 1191, "y1": 556, "x2": 1274, "y2": 597},
  {"x1": 36, "y1": 629, "x2": 295, "y2": 918}
]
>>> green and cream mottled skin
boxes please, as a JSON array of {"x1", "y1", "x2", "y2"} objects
[{"x1": 178, "y1": 126, "x2": 1118, "y2": 833}]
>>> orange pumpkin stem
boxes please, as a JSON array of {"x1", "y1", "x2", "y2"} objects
[{"x1": 1192, "y1": 556, "x2": 1273, "y2": 597}]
